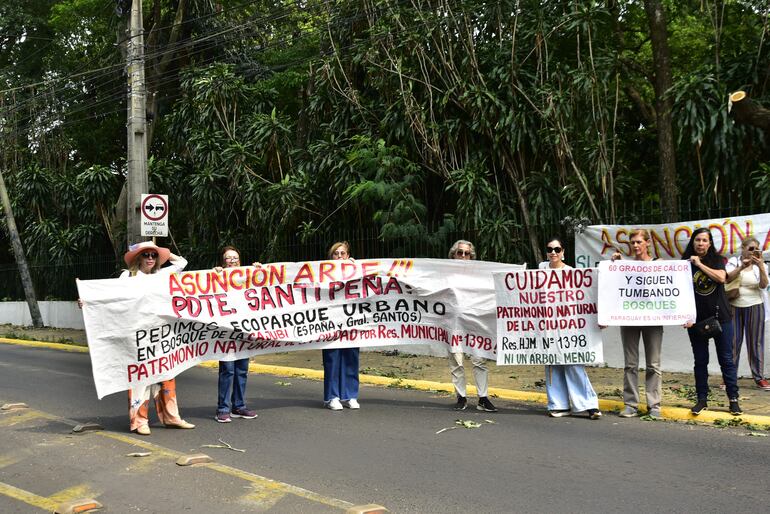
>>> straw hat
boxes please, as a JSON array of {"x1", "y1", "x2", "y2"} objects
[{"x1": 123, "y1": 241, "x2": 171, "y2": 267}]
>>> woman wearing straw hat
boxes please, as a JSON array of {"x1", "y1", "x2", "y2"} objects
[{"x1": 122, "y1": 241, "x2": 196, "y2": 435}]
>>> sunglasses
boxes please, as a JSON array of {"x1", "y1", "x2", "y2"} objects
[
  {"x1": 141, "y1": 252, "x2": 158, "y2": 259},
  {"x1": 546, "y1": 246, "x2": 562, "y2": 254},
  {"x1": 224, "y1": 256, "x2": 240, "y2": 261},
  {"x1": 455, "y1": 250, "x2": 471, "y2": 257},
  {"x1": 333, "y1": 250, "x2": 348, "y2": 257},
  {"x1": 746, "y1": 246, "x2": 758, "y2": 252}
]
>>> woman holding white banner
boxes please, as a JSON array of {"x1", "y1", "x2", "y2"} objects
[
  {"x1": 214, "y1": 246, "x2": 259, "y2": 423},
  {"x1": 725, "y1": 237, "x2": 770, "y2": 390},
  {"x1": 322, "y1": 241, "x2": 361, "y2": 410},
  {"x1": 683, "y1": 228, "x2": 742, "y2": 415},
  {"x1": 540, "y1": 237, "x2": 601, "y2": 420},
  {"x1": 122, "y1": 241, "x2": 195, "y2": 435},
  {"x1": 611, "y1": 229, "x2": 663, "y2": 419},
  {"x1": 447, "y1": 240, "x2": 497, "y2": 412}
]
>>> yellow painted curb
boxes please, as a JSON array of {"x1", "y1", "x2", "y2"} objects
[
  {"x1": 0, "y1": 338, "x2": 88, "y2": 353},
  {"x1": 241, "y1": 363, "x2": 770, "y2": 426},
  {"x1": 4, "y1": 336, "x2": 770, "y2": 426}
]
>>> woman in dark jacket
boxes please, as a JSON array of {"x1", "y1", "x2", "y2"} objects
[{"x1": 683, "y1": 228, "x2": 741, "y2": 416}]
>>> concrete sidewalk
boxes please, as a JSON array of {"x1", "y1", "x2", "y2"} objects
[{"x1": 2, "y1": 335, "x2": 770, "y2": 430}]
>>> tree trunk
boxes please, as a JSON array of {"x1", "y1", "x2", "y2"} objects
[
  {"x1": 0, "y1": 168, "x2": 44, "y2": 328},
  {"x1": 729, "y1": 91, "x2": 770, "y2": 130},
  {"x1": 644, "y1": 0, "x2": 679, "y2": 222}
]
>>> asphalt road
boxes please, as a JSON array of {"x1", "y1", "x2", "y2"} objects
[{"x1": 0, "y1": 343, "x2": 769, "y2": 513}]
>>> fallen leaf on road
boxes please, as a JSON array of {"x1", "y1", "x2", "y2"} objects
[
  {"x1": 125, "y1": 452, "x2": 151, "y2": 457},
  {"x1": 435, "y1": 427, "x2": 458, "y2": 434},
  {"x1": 455, "y1": 419, "x2": 482, "y2": 429},
  {"x1": 748, "y1": 432, "x2": 768, "y2": 437},
  {"x1": 275, "y1": 381, "x2": 292, "y2": 386},
  {"x1": 484, "y1": 419, "x2": 496, "y2": 424}
]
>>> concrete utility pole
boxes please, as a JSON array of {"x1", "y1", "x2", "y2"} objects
[
  {"x1": 126, "y1": 0, "x2": 148, "y2": 246},
  {"x1": 0, "y1": 169, "x2": 44, "y2": 327}
]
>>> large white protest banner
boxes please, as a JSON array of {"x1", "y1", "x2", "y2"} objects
[
  {"x1": 77, "y1": 258, "x2": 524, "y2": 398},
  {"x1": 494, "y1": 268, "x2": 603, "y2": 366},
  {"x1": 574, "y1": 213, "x2": 770, "y2": 268},
  {"x1": 597, "y1": 260, "x2": 696, "y2": 326}
]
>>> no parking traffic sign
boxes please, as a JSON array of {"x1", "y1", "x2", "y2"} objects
[{"x1": 140, "y1": 194, "x2": 168, "y2": 237}]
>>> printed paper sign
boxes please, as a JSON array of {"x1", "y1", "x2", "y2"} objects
[
  {"x1": 597, "y1": 260, "x2": 696, "y2": 325},
  {"x1": 77, "y1": 258, "x2": 524, "y2": 398},
  {"x1": 494, "y1": 268, "x2": 603, "y2": 366},
  {"x1": 574, "y1": 213, "x2": 770, "y2": 268}
]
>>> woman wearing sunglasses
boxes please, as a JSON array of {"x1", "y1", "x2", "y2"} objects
[
  {"x1": 725, "y1": 237, "x2": 770, "y2": 391},
  {"x1": 214, "y1": 246, "x2": 259, "y2": 422},
  {"x1": 539, "y1": 237, "x2": 601, "y2": 420},
  {"x1": 610, "y1": 229, "x2": 664, "y2": 418},
  {"x1": 446, "y1": 240, "x2": 497, "y2": 412},
  {"x1": 121, "y1": 241, "x2": 195, "y2": 435},
  {"x1": 323, "y1": 241, "x2": 361, "y2": 410},
  {"x1": 683, "y1": 228, "x2": 741, "y2": 415}
]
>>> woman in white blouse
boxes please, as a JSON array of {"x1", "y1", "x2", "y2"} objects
[{"x1": 725, "y1": 237, "x2": 770, "y2": 390}]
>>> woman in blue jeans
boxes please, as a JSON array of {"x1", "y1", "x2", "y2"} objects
[
  {"x1": 215, "y1": 246, "x2": 258, "y2": 423},
  {"x1": 323, "y1": 241, "x2": 360, "y2": 411},
  {"x1": 683, "y1": 228, "x2": 741, "y2": 416}
]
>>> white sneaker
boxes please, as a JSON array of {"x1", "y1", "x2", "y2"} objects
[
  {"x1": 325, "y1": 398, "x2": 343, "y2": 410},
  {"x1": 343, "y1": 399, "x2": 360, "y2": 409}
]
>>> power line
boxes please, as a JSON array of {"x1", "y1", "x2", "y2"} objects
[{"x1": 3, "y1": 0, "x2": 464, "y2": 139}]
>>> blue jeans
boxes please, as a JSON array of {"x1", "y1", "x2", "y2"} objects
[
  {"x1": 322, "y1": 348, "x2": 360, "y2": 401},
  {"x1": 687, "y1": 320, "x2": 739, "y2": 400},
  {"x1": 217, "y1": 358, "x2": 250, "y2": 413}
]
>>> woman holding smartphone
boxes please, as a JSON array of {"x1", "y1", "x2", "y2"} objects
[{"x1": 725, "y1": 237, "x2": 770, "y2": 390}]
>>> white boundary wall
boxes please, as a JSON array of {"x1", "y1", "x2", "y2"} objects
[
  {"x1": 0, "y1": 301, "x2": 85, "y2": 330},
  {"x1": 1, "y1": 301, "x2": 767, "y2": 377}
]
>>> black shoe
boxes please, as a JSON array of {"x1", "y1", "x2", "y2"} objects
[
  {"x1": 587, "y1": 409, "x2": 602, "y2": 420},
  {"x1": 477, "y1": 397, "x2": 498, "y2": 412},
  {"x1": 729, "y1": 398, "x2": 743, "y2": 416},
  {"x1": 691, "y1": 399, "x2": 708, "y2": 415},
  {"x1": 453, "y1": 396, "x2": 467, "y2": 410}
]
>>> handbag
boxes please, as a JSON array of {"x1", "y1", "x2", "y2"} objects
[
  {"x1": 692, "y1": 306, "x2": 722, "y2": 338},
  {"x1": 725, "y1": 274, "x2": 741, "y2": 301}
]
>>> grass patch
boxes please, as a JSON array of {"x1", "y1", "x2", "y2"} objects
[
  {"x1": 668, "y1": 384, "x2": 715, "y2": 402},
  {"x1": 713, "y1": 417, "x2": 746, "y2": 428},
  {"x1": 361, "y1": 367, "x2": 403, "y2": 379},
  {"x1": 386, "y1": 378, "x2": 414, "y2": 389},
  {"x1": 744, "y1": 423, "x2": 770, "y2": 431}
]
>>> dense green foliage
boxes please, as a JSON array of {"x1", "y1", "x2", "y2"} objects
[{"x1": 1, "y1": 0, "x2": 769, "y2": 298}]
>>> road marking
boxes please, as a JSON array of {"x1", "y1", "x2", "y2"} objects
[
  {"x1": 0, "y1": 481, "x2": 57, "y2": 511},
  {"x1": 0, "y1": 410, "x2": 55, "y2": 427},
  {"x1": 206, "y1": 461, "x2": 352, "y2": 509},
  {"x1": 47, "y1": 484, "x2": 100, "y2": 507},
  {"x1": 241, "y1": 483, "x2": 287, "y2": 509},
  {"x1": 96, "y1": 431, "x2": 353, "y2": 510},
  {"x1": 0, "y1": 454, "x2": 20, "y2": 469},
  {"x1": 0, "y1": 482, "x2": 99, "y2": 512},
  {"x1": 0, "y1": 405, "x2": 354, "y2": 511}
]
